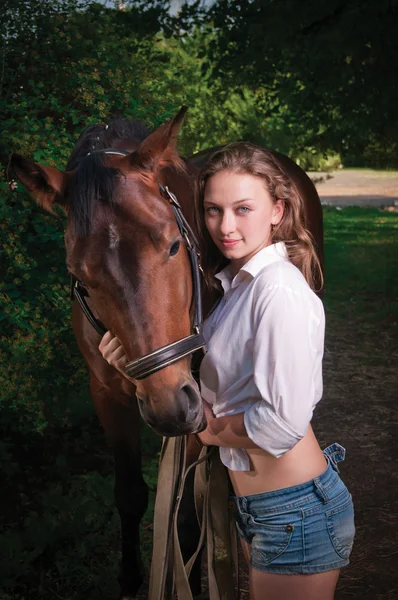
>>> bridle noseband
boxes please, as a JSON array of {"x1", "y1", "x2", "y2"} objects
[{"x1": 70, "y1": 148, "x2": 206, "y2": 381}]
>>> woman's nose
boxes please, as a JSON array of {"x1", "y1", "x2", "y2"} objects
[{"x1": 220, "y1": 212, "x2": 235, "y2": 235}]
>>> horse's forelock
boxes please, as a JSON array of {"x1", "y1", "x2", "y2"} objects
[
  {"x1": 66, "y1": 118, "x2": 152, "y2": 237},
  {"x1": 67, "y1": 152, "x2": 119, "y2": 237},
  {"x1": 66, "y1": 119, "x2": 151, "y2": 171}
]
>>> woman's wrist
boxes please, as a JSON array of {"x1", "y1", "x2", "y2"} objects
[{"x1": 98, "y1": 331, "x2": 132, "y2": 380}]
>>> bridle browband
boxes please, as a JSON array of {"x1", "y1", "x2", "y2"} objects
[{"x1": 70, "y1": 148, "x2": 206, "y2": 381}]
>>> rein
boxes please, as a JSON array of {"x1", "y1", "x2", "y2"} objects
[
  {"x1": 70, "y1": 148, "x2": 206, "y2": 380},
  {"x1": 149, "y1": 437, "x2": 239, "y2": 600}
]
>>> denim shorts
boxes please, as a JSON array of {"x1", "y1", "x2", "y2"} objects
[{"x1": 229, "y1": 443, "x2": 355, "y2": 574}]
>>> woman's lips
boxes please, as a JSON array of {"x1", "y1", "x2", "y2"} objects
[{"x1": 220, "y1": 239, "x2": 241, "y2": 247}]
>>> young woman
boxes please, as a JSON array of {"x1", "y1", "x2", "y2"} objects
[{"x1": 99, "y1": 142, "x2": 355, "y2": 600}]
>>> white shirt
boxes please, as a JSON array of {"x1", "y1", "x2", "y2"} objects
[{"x1": 199, "y1": 242, "x2": 325, "y2": 471}]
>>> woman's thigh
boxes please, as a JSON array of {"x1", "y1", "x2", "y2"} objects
[{"x1": 249, "y1": 568, "x2": 340, "y2": 600}]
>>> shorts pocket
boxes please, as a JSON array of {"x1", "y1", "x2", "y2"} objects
[
  {"x1": 326, "y1": 495, "x2": 355, "y2": 560},
  {"x1": 246, "y1": 512, "x2": 297, "y2": 565}
]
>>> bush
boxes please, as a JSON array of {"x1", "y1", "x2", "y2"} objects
[{"x1": 293, "y1": 149, "x2": 342, "y2": 172}]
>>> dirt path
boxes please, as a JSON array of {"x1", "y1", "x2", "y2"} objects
[
  {"x1": 308, "y1": 169, "x2": 398, "y2": 207},
  {"x1": 314, "y1": 314, "x2": 398, "y2": 600}
]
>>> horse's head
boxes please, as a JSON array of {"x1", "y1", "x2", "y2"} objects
[{"x1": 11, "y1": 108, "x2": 207, "y2": 436}]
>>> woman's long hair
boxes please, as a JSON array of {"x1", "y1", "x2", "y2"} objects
[{"x1": 195, "y1": 142, "x2": 323, "y2": 300}]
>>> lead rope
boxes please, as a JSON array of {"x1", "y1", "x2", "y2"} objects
[
  {"x1": 148, "y1": 436, "x2": 185, "y2": 600},
  {"x1": 148, "y1": 436, "x2": 239, "y2": 600},
  {"x1": 205, "y1": 451, "x2": 239, "y2": 600}
]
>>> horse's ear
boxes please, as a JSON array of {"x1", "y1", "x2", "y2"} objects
[
  {"x1": 131, "y1": 106, "x2": 187, "y2": 172},
  {"x1": 10, "y1": 154, "x2": 70, "y2": 215}
]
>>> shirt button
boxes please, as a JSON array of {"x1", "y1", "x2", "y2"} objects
[{"x1": 285, "y1": 524, "x2": 294, "y2": 533}]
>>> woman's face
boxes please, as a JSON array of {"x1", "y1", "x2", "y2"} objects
[{"x1": 203, "y1": 170, "x2": 284, "y2": 274}]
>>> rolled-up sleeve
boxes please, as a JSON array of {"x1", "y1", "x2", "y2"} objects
[{"x1": 244, "y1": 281, "x2": 324, "y2": 458}]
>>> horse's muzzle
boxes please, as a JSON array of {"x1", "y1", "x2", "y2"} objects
[{"x1": 136, "y1": 381, "x2": 206, "y2": 437}]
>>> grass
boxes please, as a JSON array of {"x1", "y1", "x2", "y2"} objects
[
  {"x1": 322, "y1": 207, "x2": 398, "y2": 365},
  {"x1": 1, "y1": 207, "x2": 397, "y2": 600},
  {"x1": 314, "y1": 208, "x2": 398, "y2": 600}
]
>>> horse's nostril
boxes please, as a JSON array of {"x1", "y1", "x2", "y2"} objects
[{"x1": 181, "y1": 382, "x2": 201, "y2": 421}]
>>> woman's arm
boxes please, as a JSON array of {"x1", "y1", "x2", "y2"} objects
[
  {"x1": 199, "y1": 283, "x2": 324, "y2": 455},
  {"x1": 243, "y1": 282, "x2": 325, "y2": 458}
]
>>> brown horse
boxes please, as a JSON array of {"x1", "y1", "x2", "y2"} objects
[{"x1": 11, "y1": 108, "x2": 324, "y2": 599}]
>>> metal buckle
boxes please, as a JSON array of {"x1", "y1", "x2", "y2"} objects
[
  {"x1": 164, "y1": 185, "x2": 181, "y2": 208},
  {"x1": 183, "y1": 230, "x2": 192, "y2": 250}
]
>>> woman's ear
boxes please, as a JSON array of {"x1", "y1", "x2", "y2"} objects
[{"x1": 271, "y1": 199, "x2": 284, "y2": 225}]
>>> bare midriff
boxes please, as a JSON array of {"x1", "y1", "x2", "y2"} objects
[{"x1": 228, "y1": 425, "x2": 327, "y2": 497}]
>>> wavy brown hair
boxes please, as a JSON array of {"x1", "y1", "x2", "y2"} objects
[{"x1": 195, "y1": 142, "x2": 323, "y2": 301}]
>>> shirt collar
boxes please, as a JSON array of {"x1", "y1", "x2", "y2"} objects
[{"x1": 215, "y1": 242, "x2": 288, "y2": 293}]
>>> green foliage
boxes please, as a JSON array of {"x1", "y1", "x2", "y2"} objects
[
  {"x1": 207, "y1": 0, "x2": 398, "y2": 167},
  {"x1": 294, "y1": 150, "x2": 342, "y2": 172},
  {"x1": 149, "y1": 29, "x2": 264, "y2": 155},
  {"x1": 0, "y1": 185, "x2": 91, "y2": 432},
  {"x1": 0, "y1": 0, "x2": 178, "y2": 433},
  {"x1": 0, "y1": 419, "x2": 160, "y2": 599}
]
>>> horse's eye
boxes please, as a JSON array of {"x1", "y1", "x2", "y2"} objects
[{"x1": 169, "y1": 240, "x2": 180, "y2": 257}]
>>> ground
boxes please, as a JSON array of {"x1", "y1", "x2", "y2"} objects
[
  {"x1": 309, "y1": 168, "x2": 398, "y2": 208},
  {"x1": 310, "y1": 169, "x2": 397, "y2": 600},
  {"x1": 311, "y1": 308, "x2": 397, "y2": 600}
]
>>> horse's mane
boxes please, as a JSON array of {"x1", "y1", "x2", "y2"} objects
[{"x1": 66, "y1": 118, "x2": 151, "y2": 237}]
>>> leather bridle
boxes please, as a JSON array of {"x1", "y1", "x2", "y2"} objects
[{"x1": 70, "y1": 148, "x2": 206, "y2": 381}]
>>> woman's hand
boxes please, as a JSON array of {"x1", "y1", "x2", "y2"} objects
[
  {"x1": 197, "y1": 400, "x2": 217, "y2": 446},
  {"x1": 196, "y1": 405, "x2": 259, "y2": 449},
  {"x1": 98, "y1": 331, "x2": 128, "y2": 377},
  {"x1": 202, "y1": 400, "x2": 215, "y2": 424}
]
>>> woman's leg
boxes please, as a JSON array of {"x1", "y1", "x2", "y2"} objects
[{"x1": 249, "y1": 567, "x2": 340, "y2": 600}]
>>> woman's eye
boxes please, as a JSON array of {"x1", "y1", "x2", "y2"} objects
[
  {"x1": 237, "y1": 206, "x2": 250, "y2": 213},
  {"x1": 169, "y1": 240, "x2": 180, "y2": 257},
  {"x1": 206, "y1": 206, "x2": 220, "y2": 214}
]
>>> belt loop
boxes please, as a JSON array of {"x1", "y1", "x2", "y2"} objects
[
  {"x1": 313, "y1": 477, "x2": 329, "y2": 504},
  {"x1": 323, "y1": 442, "x2": 346, "y2": 473}
]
